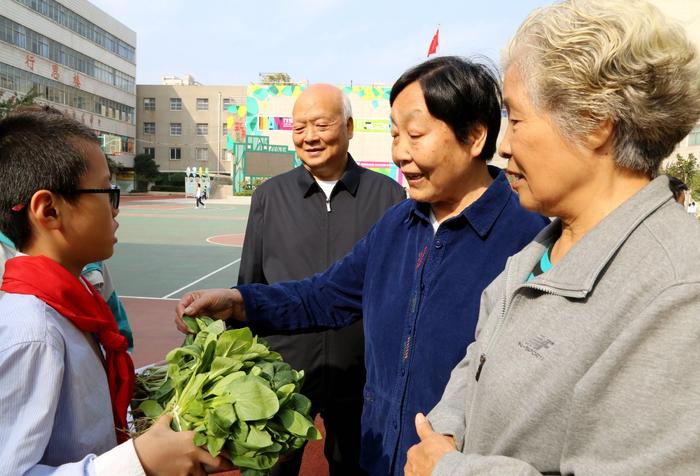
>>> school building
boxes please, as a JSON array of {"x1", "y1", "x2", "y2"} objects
[{"x1": 0, "y1": 0, "x2": 137, "y2": 169}]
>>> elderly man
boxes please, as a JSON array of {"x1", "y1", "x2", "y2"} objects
[{"x1": 237, "y1": 84, "x2": 405, "y2": 475}]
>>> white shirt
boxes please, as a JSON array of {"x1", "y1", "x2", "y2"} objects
[
  {"x1": 429, "y1": 209, "x2": 441, "y2": 234},
  {"x1": 316, "y1": 179, "x2": 338, "y2": 200},
  {"x1": 0, "y1": 293, "x2": 145, "y2": 476}
]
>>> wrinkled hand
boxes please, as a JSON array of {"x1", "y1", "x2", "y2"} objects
[
  {"x1": 134, "y1": 414, "x2": 234, "y2": 475},
  {"x1": 174, "y1": 288, "x2": 246, "y2": 334},
  {"x1": 404, "y1": 413, "x2": 457, "y2": 476}
]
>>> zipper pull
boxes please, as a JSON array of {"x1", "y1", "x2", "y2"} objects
[
  {"x1": 326, "y1": 197, "x2": 331, "y2": 212},
  {"x1": 475, "y1": 354, "x2": 486, "y2": 381}
]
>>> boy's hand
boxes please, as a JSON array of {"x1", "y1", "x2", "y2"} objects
[
  {"x1": 134, "y1": 414, "x2": 234, "y2": 475},
  {"x1": 404, "y1": 413, "x2": 457, "y2": 476},
  {"x1": 174, "y1": 288, "x2": 246, "y2": 334}
]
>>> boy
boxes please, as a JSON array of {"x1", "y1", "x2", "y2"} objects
[{"x1": 0, "y1": 111, "x2": 230, "y2": 475}]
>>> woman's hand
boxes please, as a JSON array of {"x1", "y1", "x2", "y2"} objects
[
  {"x1": 404, "y1": 413, "x2": 457, "y2": 476},
  {"x1": 174, "y1": 288, "x2": 246, "y2": 333},
  {"x1": 134, "y1": 414, "x2": 234, "y2": 475}
]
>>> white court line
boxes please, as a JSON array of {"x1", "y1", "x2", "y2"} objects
[
  {"x1": 120, "y1": 295, "x2": 178, "y2": 301},
  {"x1": 161, "y1": 259, "x2": 240, "y2": 299}
]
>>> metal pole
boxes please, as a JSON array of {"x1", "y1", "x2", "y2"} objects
[{"x1": 217, "y1": 91, "x2": 221, "y2": 176}]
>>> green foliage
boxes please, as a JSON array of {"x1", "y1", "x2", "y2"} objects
[
  {"x1": 133, "y1": 153, "x2": 160, "y2": 182},
  {"x1": 663, "y1": 153, "x2": 700, "y2": 200},
  {"x1": 0, "y1": 88, "x2": 40, "y2": 119},
  {"x1": 154, "y1": 172, "x2": 186, "y2": 186},
  {"x1": 150, "y1": 172, "x2": 185, "y2": 192},
  {"x1": 133, "y1": 317, "x2": 320, "y2": 475}
]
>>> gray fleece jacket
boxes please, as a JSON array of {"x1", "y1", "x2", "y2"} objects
[{"x1": 428, "y1": 175, "x2": 700, "y2": 475}]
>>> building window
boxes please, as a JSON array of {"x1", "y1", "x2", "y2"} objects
[
  {"x1": 0, "y1": 15, "x2": 134, "y2": 93},
  {"x1": 170, "y1": 147, "x2": 181, "y2": 160},
  {"x1": 222, "y1": 123, "x2": 228, "y2": 135},
  {"x1": 689, "y1": 124, "x2": 700, "y2": 146},
  {"x1": 144, "y1": 147, "x2": 155, "y2": 157},
  {"x1": 196, "y1": 123, "x2": 208, "y2": 136},
  {"x1": 144, "y1": 98, "x2": 155, "y2": 110},
  {"x1": 16, "y1": 0, "x2": 136, "y2": 63},
  {"x1": 143, "y1": 122, "x2": 155, "y2": 134},
  {"x1": 195, "y1": 147, "x2": 208, "y2": 161},
  {"x1": 196, "y1": 98, "x2": 209, "y2": 111},
  {"x1": 170, "y1": 123, "x2": 182, "y2": 136},
  {"x1": 0, "y1": 63, "x2": 135, "y2": 124},
  {"x1": 170, "y1": 98, "x2": 182, "y2": 111},
  {"x1": 222, "y1": 148, "x2": 232, "y2": 161},
  {"x1": 222, "y1": 98, "x2": 235, "y2": 110}
]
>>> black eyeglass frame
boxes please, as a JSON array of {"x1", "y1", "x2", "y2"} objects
[{"x1": 73, "y1": 187, "x2": 120, "y2": 209}]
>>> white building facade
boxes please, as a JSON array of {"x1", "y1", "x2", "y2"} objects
[{"x1": 0, "y1": 0, "x2": 136, "y2": 166}]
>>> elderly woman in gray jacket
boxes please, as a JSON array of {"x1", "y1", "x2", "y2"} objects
[{"x1": 405, "y1": 1, "x2": 700, "y2": 475}]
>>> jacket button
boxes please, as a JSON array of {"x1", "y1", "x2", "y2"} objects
[
  {"x1": 434, "y1": 240, "x2": 443, "y2": 249},
  {"x1": 401, "y1": 367, "x2": 406, "y2": 376}
]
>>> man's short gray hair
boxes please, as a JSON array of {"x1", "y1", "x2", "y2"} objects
[{"x1": 341, "y1": 93, "x2": 352, "y2": 121}]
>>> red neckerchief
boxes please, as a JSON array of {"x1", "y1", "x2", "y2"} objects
[{"x1": 2, "y1": 255, "x2": 134, "y2": 443}]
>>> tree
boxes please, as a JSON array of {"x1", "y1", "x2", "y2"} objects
[
  {"x1": 0, "y1": 88, "x2": 40, "y2": 119},
  {"x1": 106, "y1": 156, "x2": 123, "y2": 178},
  {"x1": 663, "y1": 152, "x2": 700, "y2": 200},
  {"x1": 133, "y1": 153, "x2": 160, "y2": 191}
]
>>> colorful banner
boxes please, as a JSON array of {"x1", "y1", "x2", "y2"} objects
[
  {"x1": 258, "y1": 116, "x2": 294, "y2": 131},
  {"x1": 357, "y1": 160, "x2": 404, "y2": 185}
]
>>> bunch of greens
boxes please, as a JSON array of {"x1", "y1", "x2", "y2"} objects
[{"x1": 134, "y1": 316, "x2": 321, "y2": 475}]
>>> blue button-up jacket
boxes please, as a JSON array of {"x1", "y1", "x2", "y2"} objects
[{"x1": 238, "y1": 167, "x2": 549, "y2": 475}]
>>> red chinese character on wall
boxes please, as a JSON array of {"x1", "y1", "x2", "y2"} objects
[
  {"x1": 25, "y1": 54, "x2": 35, "y2": 71},
  {"x1": 51, "y1": 64, "x2": 60, "y2": 80},
  {"x1": 73, "y1": 73, "x2": 81, "y2": 88}
]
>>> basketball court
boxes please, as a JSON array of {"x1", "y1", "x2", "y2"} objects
[{"x1": 110, "y1": 195, "x2": 247, "y2": 368}]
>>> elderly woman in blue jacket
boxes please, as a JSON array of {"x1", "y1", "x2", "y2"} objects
[
  {"x1": 174, "y1": 56, "x2": 548, "y2": 475},
  {"x1": 406, "y1": 1, "x2": 700, "y2": 475}
]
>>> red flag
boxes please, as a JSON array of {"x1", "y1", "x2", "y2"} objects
[{"x1": 427, "y1": 27, "x2": 439, "y2": 57}]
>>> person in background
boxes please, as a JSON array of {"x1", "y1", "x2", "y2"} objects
[
  {"x1": 687, "y1": 200, "x2": 696, "y2": 218},
  {"x1": 668, "y1": 175, "x2": 688, "y2": 206},
  {"x1": 82, "y1": 261, "x2": 133, "y2": 351},
  {"x1": 175, "y1": 56, "x2": 548, "y2": 475},
  {"x1": 0, "y1": 110, "x2": 231, "y2": 475},
  {"x1": 408, "y1": 1, "x2": 700, "y2": 474},
  {"x1": 194, "y1": 181, "x2": 205, "y2": 209},
  {"x1": 237, "y1": 83, "x2": 406, "y2": 475}
]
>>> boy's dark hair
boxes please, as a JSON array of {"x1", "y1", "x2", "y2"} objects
[
  {"x1": 667, "y1": 175, "x2": 688, "y2": 202},
  {"x1": 0, "y1": 110, "x2": 100, "y2": 250},
  {"x1": 389, "y1": 55, "x2": 502, "y2": 160}
]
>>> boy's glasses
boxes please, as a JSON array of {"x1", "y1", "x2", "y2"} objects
[
  {"x1": 10, "y1": 186, "x2": 120, "y2": 212},
  {"x1": 74, "y1": 187, "x2": 120, "y2": 209}
]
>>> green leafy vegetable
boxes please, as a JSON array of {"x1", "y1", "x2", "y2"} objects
[{"x1": 132, "y1": 317, "x2": 320, "y2": 475}]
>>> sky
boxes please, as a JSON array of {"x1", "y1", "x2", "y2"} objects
[{"x1": 89, "y1": 0, "x2": 552, "y2": 86}]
